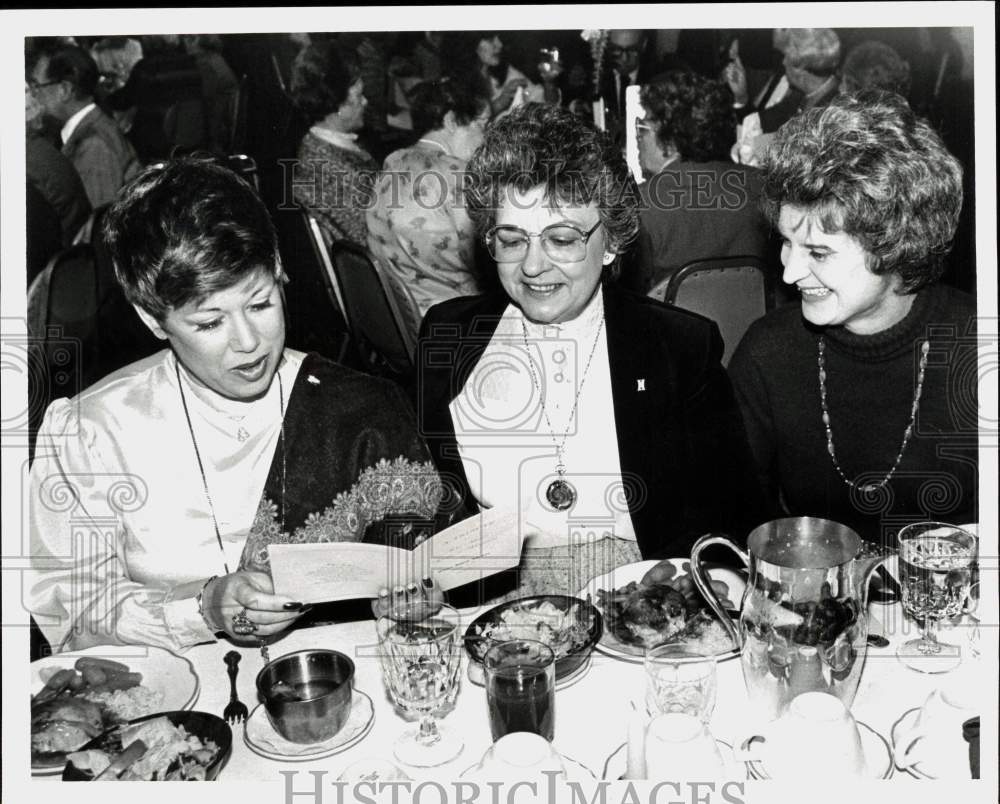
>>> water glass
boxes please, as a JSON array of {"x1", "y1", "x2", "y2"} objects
[
  {"x1": 484, "y1": 640, "x2": 555, "y2": 742},
  {"x1": 896, "y1": 522, "x2": 976, "y2": 674},
  {"x1": 644, "y1": 646, "x2": 717, "y2": 723}
]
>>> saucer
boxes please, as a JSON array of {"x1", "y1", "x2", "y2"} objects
[
  {"x1": 461, "y1": 752, "x2": 595, "y2": 783},
  {"x1": 602, "y1": 739, "x2": 743, "y2": 780},
  {"x1": 244, "y1": 689, "x2": 375, "y2": 761},
  {"x1": 891, "y1": 708, "x2": 971, "y2": 779},
  {"x1": 742, "y1": 721, "x2": 893, "y2": 780},
  {"x1": 466, "y1": 652, "x2": 592, "y2": 690}
]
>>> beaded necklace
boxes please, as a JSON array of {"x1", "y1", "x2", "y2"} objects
[{"x1": 817, "y1": 337, "x2": 930, "y2": 493}]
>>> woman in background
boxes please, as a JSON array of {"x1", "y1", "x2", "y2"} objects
[
  {"x1": 367, "y1": 78, "x2": 491, "y2": 320},
  {"x1": 289, "y1": 40, "x2": 377, "y2": 246}
]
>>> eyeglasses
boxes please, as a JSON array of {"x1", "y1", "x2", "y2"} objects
[
  {"x1": 607, "y1": 45, "x2": 643, "y2": 56},
  {"x1": 485, "y1": 221, "x2": 602, "y2": 263},
  {"x1": 635, "y1": 121, "x2": 655, "y2": 137}
]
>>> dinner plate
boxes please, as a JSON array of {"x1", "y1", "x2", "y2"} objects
[
  {"x1": 741, "y1": 720, "x2": 893, "y2": 780},
  {"x1": 602, "y1": 739, "x2": 743, "y2": 780},
  {"x1": 577, "y1": 559, "x2": 744, "y2": 663},
  {"x1": 243, "y1": 689, "x2": 375, "y2": 761},
  {"x1": 31, "y1": 646, "x2": 200, "y2": 776}
]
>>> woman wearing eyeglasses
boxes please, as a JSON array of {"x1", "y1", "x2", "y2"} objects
[{"x1": 417, "y1": 103, "x2": 766, "y2": 599}]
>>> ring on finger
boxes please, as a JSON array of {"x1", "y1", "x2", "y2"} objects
[{"x1": 232, "y1": 607, "x2": 258, "y2": 636}]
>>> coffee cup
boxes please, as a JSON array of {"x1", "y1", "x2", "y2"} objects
[
  {"x1": 643, "y1": 713, "x2": 726, "y2": 780},
  {"x1": 893, "y1": 686, "x2": 977, "y2": 778},
  {"x1": 754, "y1": 691, "x2": 866, "y2": 779},
  {"x1": 468, "y1": 732, "x2": 566, "y2": 781}
]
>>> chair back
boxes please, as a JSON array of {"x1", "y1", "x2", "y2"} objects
[
  {"x1": 324, "y1": 234, "x2": 416, "y2": 381},
  {"x1": 658, "y1": 255, "x2": 772, "y2": 366},
  {"x1": 268, "y1": 208, "x2": 352, "y2": 365}
]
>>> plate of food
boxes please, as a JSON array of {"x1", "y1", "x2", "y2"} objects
[
  {"x1": 62, "y1": 710, "x2": 231, "y2": 780},
  {"x1": 31, "y1": 646, "x2": 199, "y2": 775},
  {"x1": 578, "y1": 559, "x2": 744, "y2": 663},
  {"x1": 464, "y1": 595, "x2": 602, "y2": 682}
]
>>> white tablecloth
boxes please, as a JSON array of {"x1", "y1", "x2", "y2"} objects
[{"x1": 59, "y1": 597, "x2": 978, "y2": 786}]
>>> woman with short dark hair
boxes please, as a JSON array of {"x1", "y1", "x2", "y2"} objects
[
  {"x1": 27, "y1": 158, "x2": 446, "y2": 652},
  {"x1": 631, "y1": 70, "x2": 771, "y2": 293},
  {"x1": 366, "y1": 78, "x2": 491, "y2": 318},
  {"x1": 289, "y1": 40, "x2": 377, "y2": 245},
  {"x1": 729, "y1": 90, "x2": 977, "y2": 541}
]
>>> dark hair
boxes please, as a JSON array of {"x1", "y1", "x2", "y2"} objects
[
  {"x1": 103, "y1": 158, "x2": 281, "y2": 320},
  {"x1": 40, "y1": 45, "x2": 99, "y2": 98},
  {"x1": 408, "y1": 78, "x2": 489, "y2": 137},
  {"x1": 289, "y1": 40, "x2": 360, "y2": 125},
  {"x1": 841, "y1": 41, "x2": 911, "y2": 97},
  {"x1": 442, "y1": 31, "x2": 509, "y2": 88},
  {"x1": 761, "y1": 90, "x2": 962, "y2": 292},
  {"x1": 640, "y1": 70, "x2": 737, "y2": 163},
  {"x1": 464, "y1": 103, "x2": 639, "y2": 268}
]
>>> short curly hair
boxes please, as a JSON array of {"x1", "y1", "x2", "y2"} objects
[
  {"x1": 841, "y1": 41, "x2": 911, "y2": 97},
  {"x1": 289, "y1": 41, "x2": 360, "y2": 125},
  {"x1": 640, "y1": 70, "x2": 737, "y2": 162},
  {"x1": 761, "y1": 90, "x2": 963, "y2": 292},
  {"x1": 464, "y1": 103, "x2": 639, "y2": 268},
  {"x1": 103, "y1": 158, "x2": 281, "y2": 320},
  {"x1": 408, "y1": 78, "x2": 490, "y2": 137}
]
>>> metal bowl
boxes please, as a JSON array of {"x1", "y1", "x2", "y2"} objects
[
  {"x1": 464, "y1": 595, "x2": 603, "y2": 681},
  {"x1": 255, "y1": 649, "x2": 354, "y2": 744}
]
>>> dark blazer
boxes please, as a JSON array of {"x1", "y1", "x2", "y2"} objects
[
  {"x1": 417, "y1": 281, "x2": 767, "y2": 559},
  {"x1": 61, "y1": 106, "x2": 141, "y2": 208}
]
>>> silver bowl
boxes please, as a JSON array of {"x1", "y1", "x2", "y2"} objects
[{"x1": 256, "y1": 650, "x2": 354, "y2": 744}]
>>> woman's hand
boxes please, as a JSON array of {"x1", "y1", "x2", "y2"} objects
[
  {"x1": 371, "y1": 576, "x2": 445, "y2": 620},
  {"x1": 722, "y1": 55, "x2": 749, "y2": 107},
  {"x1": 492, "y1": 78, "x2": 530, "y2": 115},
  {"x1": 201, "y1": 571, "x2": 307, "y2": 642}
]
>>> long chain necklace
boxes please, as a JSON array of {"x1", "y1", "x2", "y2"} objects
[
  {"x1": 521, "y1": 315, "x2": 605, "y2": 511},
  {"x1": 176, "y1": 361, "x2": 287, "y2": 573},
  {"x1": 818, "y1": 337, "x2": 930, "y2": 493}
]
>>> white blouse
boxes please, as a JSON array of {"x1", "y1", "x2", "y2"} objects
[
  {"x1": 27, "y1": 349, "x2": 303, "y2": 653},
  {"x1": 449, "y1": 291, "x2": 637, "y2": 550}
]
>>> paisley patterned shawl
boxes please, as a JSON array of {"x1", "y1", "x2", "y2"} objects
[{"x1": 239, "y1": 353, "x2": 457, "y2": 573}]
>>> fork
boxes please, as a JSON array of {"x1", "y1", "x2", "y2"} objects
[{"x1": 223, "y1": 650, "x2": 249, "y2": 724}]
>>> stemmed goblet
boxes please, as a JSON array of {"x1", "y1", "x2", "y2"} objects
[
  {"x1": 896, "y1": 522, "x2": 977, "y2": 674},
  {"x1": 377, "y1": 602, "x2": 464, "y2": 767}
]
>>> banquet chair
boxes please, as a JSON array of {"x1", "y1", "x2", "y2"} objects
[
  {"x1": 324, "y1": 236, "x2": 417, "y2": 385},
  {"x1": 272, "y1": 208, "x2": 353, "y2": 366},
  {"x1": 654, "y1": 255, "x2": 773, "y2": 367}
]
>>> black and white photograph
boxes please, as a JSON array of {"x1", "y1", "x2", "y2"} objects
[{"x1": 2, "y1": 4, "x2": 996, "y2": 804}]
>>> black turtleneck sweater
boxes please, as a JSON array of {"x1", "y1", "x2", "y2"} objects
[{"x1": 728, "y1": 283, "x2": 979, "y2": 543}]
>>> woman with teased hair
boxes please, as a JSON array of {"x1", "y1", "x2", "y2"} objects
[
  {"x1": 729, "y1": 90, "x2": 977, "y2": 542},
  {"x1": 418, "y1": 103, "x2": 765, "y2": 599},
  {"x1": 27, "y1": 158, "x2": 448, "y2": 653}
]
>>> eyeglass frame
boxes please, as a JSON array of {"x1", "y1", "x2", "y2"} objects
[
  {"x1": 635, "y1": 121, "x2": 656, "y2": 136},
  {"x1": 484, "y1": 220, "x2": 603, "y2": 263}
]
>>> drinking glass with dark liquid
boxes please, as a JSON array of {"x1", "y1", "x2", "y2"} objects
[{"x1": 484, "y1": 640, "x2": 555, "y2": 742}]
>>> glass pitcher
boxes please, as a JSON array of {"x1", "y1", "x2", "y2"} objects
[{"x1": 691, "y1": 517, "x2": 891, "y2": 721}]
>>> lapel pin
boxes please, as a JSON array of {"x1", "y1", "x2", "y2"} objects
[
  {"x1": 308, "y1": 375, "x2": 320, "y2": 385},
  {"x1": 637, "y1": 379, "x2": 646, "y2": 391}
]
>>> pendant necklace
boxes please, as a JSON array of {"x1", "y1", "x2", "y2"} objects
[
  {"x1": 176, "y1": 361, "x2": 287, "y2": 572},
  {"x1": 818, "y1": 337, "x2": 930, "y2": 493},
  {"x1": 177, "y1": 360, "x2": 286, "y2": 661},
  {"x1": 521, "y1": 314, "x2": 605, "y2": 511}
]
